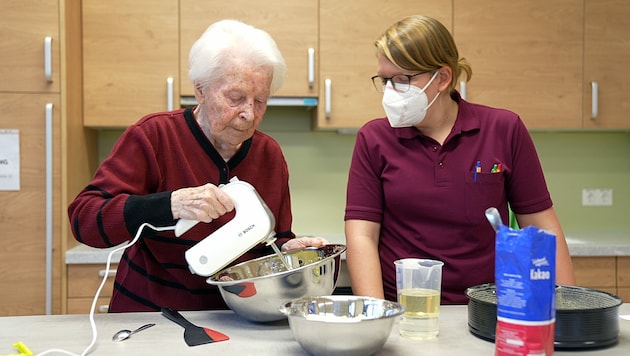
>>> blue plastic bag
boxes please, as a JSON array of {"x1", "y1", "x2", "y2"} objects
[{"x1": 495, "y1": 225, "x2": 556, "y2": 356}]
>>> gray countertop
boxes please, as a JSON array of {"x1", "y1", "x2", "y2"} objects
[
  {"x1": 2, "y1": 305, "x2": 629, "y2": 355},
  {"x1": 565, "y1": 230, "x2": 630, "y2": 256},
  {"x1": 66, "y1": 243, "x2": 126, "y2": 264},
  {"x1": 66, "y1": 231, "x2": 630, "y2": 264}
]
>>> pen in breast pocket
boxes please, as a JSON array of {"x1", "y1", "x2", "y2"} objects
[
  {"x1": 491, "y1": 163, "x2": 502, "y2": 173},
  {"x1": 474, "y1": 160, "x2": 481, "y2": 182}
]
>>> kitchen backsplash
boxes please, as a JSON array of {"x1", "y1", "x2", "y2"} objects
[
  {"x1": 529, "y1": 130, "x2": 630, "y2": 233},
  {"x1": 98, "y1": 107, "x2": 630, "y2": 237}
]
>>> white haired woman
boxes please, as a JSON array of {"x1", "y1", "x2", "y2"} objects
[{"x1": 68, "y1": 20, "x2": 326, "y2": 312}]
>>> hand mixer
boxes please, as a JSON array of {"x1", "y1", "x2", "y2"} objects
[{"x1": 176, "y1": 177, "x2": 288, "y2": 277}]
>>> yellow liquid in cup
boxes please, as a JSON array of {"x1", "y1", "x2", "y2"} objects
[{"x1": 398, "y1": 288, "x2": 440, "y2": 339}]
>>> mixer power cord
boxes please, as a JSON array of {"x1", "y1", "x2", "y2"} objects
[{"x1": 34, "y1": 223, "x2": 175, "y2": 356}]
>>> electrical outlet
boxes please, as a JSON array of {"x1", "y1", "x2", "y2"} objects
[{"x1": 582, "y1": 188, "x2": 613, "y2": 206}]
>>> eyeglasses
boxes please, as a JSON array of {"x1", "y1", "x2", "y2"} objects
[{"x1": 371, "y1": 72, "x2": 427, "y2": 93}]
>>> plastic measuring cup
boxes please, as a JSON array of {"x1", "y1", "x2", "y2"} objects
[{"x1": 394, "y1": 258, "x2": 444, "y2": 339}]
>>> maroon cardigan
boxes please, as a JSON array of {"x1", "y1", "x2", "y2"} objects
[{"x1": 68, "y1": 107, "x2": 294, "y2": 312}]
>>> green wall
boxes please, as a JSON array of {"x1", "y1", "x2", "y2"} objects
[
  {"x1": 530, "y1": 131, "x2": 630, "y2": 233},
  {"x1": 98, "y1": 107, "x2": 630, "y2": 237}
]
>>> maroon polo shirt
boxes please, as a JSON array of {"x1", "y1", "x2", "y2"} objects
[{"x1": 345, "y1": 92, "x2": 552, "y2": 304}]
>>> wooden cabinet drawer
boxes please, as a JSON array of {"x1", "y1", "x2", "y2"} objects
[
  {"x1": 67, "y1": 264, "x2": 118, "y2": 298},
  {"x1": 571, "y1": 256, "x2": 616, "y2": 288},
  {"x1": 617, "y1": 257, "x2": 630, "y2": 288},
  {"x1": 67, "y1": 297, "x2": 111, "y2": 314},
  {"x1": 616, "y1": 287, "x2": 630, "y2": 302}
]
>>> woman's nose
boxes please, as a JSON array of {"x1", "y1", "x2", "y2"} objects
[
  {"x1": 236, "y1": 98, "x2": 252, "y2": 118},
  {"x1": 241, "y1": 109, "x2": 255, "y2": 121}
]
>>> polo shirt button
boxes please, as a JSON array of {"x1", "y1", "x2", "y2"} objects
[
  {"x1": 438, "y1": 162, "x2": 444, "y2": 168},
  {"x1": 432, "y1": 146, "x2": 438, "y2": 152}
]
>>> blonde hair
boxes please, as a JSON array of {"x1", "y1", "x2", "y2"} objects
[{"x1": 375, "y1": 15, "x2": 472, "y2": 94}]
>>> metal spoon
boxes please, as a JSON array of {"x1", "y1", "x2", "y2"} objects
[
  {"x1": 485, "y1": 207, "x2": 504, "y2": 232},
  {"x1": 112, "y1": 323, "x2": 156, "y2": 342}
]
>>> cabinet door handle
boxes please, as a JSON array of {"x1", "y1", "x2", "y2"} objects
[
  {"x1": 99, "y1": 269, "x2": 117, "y2": 277},
  {"x1": 591, "y1": 81, "x2": 598, "y2": 120},
  {"x1": 308, "y1": 48, "x2": 315, "y2": 88},
  {"x1": 45, "y1": 103, "x2": 54, "y2": 315},
  {"x1": 44, "y1": 36, "x2": 53, "y2": 83},
  {"x1": 325, "y1": 79, "x2": 332, "y2": 119},
  {"x1": 460, "y1": 81, "x2": 467, "y2": 100},
  {"x1": 167, "y1": 77, "x2": 174, "y2": 111}
]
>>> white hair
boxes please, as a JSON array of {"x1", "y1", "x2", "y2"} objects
[{"x1": 188, "y1": 19, "x2": 287, "y2": 94}]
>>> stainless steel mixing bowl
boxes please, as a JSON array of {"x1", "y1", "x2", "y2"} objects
[
  {"x1": 207, "y1": 244, "x2": 346, "y2": 322},
  {"x1": 279, "y1": 295, "x2": 405, "y2": 356}
]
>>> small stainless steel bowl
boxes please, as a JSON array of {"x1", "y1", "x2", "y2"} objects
[
  {"x1": 279, "y1": 295, "x2": 405, "y2": 356},
  {"x1": 207, "y1": 244, "x2": 346, "y2": 322}
]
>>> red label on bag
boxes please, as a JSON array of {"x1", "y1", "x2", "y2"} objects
[{"x1": 495, "y1": 320, "x2": 554, "y2": 356}]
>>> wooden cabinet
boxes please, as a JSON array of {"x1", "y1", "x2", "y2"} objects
[
  {"x1": 0, "y1": 0, "x2": 63, "y2": 316},
  {"x1": 82, "y1": 0, "x2": 179, "y2": 127},
  {"x1": 572, "y1": 256, "x2": 630, "y2": 299},
  {"x1": 0, "y1": 95, "x2": 62, "y2": 316},
  {"x1": 617, "y1": 257, "x2": 630, "y2": 301},
  {"x1": 572, "y1": 256, "x2": 617, "y2": 295},
  {"x1": 317, "y1": 1, "x2": 452, "y2": 129},
  {"x1": 454, "y1": 0, "x2": 630, "y2": 130},
  {"x1": 454, "y1": 0, "x2": 583, "y2": 129},
  {"x1": 83, "y1": 0, "x2": 317, "y2": 127},
  {"x1": 318, "y1": 0, "x2": 630, "y2": 130},
  {"x1": 67, "y1": 264, "x2": 117, "y2": 314},
  {"x1": 179, "y1": 0, "x2": 318, "y2": 99},
  {"x1": 583, "y1": 0, "x2": 630, "y2": 128},
  {"x1": 0, "y1": 0, "x2": 60, "y2": 93},
  {"x1": 77, "y1": 1, "x2": 630, "y2": 130}
]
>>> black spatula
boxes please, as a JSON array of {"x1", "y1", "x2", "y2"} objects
[{"x1": 161, "y1": 307, "x2": 229, "y2": 346}]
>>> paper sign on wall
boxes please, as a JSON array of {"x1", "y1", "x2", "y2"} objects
[{"x1": 0, "y1": 129, "x2": 20, "y2": 191}]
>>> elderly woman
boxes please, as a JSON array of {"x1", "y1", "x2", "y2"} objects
[{"x1": 68, "y1": 20, "x2": 325, "y2": 312}]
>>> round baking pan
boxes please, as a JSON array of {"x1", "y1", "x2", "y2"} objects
[{"x1": 465, "y1": 284, "x2": 623, "y2": 350}]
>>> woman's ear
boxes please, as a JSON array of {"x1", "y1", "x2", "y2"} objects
[
  {"x1": 193, "y1": 83, "x2": 205, "y2": 105},
  {"x1": 436, "y1": 66, "x2": 452, "y2": 92}
]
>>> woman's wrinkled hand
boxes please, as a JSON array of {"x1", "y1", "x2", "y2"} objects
[
  {"x1": 281, "y1": 236, "x2": 329, "y2": 252},
  {"x1": 171, "y1": 183, "x2": 234, "y2": 222}
]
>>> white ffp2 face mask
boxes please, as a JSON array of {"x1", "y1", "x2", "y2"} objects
[{"x1": 383, "y1": 71, "x2": 440, "y2": 128}]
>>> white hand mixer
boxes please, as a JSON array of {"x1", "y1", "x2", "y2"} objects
[{"x1": 176, "y1": 177, "x2": 289, "y2": 277}]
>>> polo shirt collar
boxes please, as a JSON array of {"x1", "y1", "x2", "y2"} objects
[
  {"x1": 392, "y1": 91, "x2": 480, "y2": 141},
  {"x1": 450, "y1": 91, "x2": 480, "y2": 135}
]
